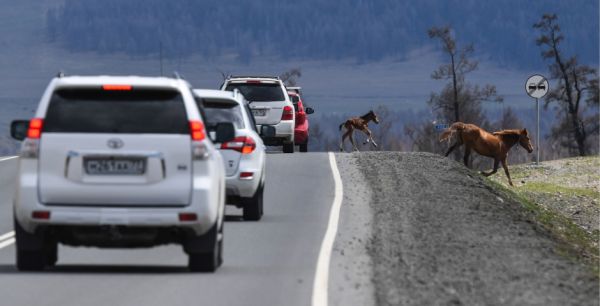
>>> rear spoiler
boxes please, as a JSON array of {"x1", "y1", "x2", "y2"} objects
[{"x1": 287, "y1": 86, "x2": 302, "y2": 94}]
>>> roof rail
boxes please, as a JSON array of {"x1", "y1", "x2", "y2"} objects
[
  {"x1": 172, "y1": 71, "x2": 183, "y2": 79},
  {"x1": 227, "y1": 75, "x2": 280, "y2": 80}
]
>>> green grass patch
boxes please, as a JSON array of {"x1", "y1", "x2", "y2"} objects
[
  {"x1": 484, "y1": 178, "x2": 599, "y2": 276},
  {"x1": 521, "y1": 182, "x2": 600, "y2": 199}
]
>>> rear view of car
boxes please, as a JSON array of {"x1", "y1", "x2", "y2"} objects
[
  {"x1": 193, "y1": 89, "x2": 270, "y2": 221},
  {"x1": 221, "y1": 76, "x2": 295, "y2": 153},
  {"x1": 288, "y1": 91, "x2": 314, "y2": 152},
  {"x1": 10, "y1": 75, "x2": 233, "y2": 272}
]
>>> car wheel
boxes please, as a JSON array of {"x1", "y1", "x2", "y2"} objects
[
  {"x1": 14, "y1": 218, "x2": 47, "y2": 271},
  {"x1": 283, "y1": 141, "x2": 294, "y2": 153},
  {"x1": 299, "y1": 141, "x2": 308, "y2": 152},
  {"x1": 186, "y1": 221, "x2": 222, "y2": 272},
  {"x1": 45, "y1": 241, "x2": 58, "y2": 267},
  {"x1": 243, "y1": 184, "x2": 264, "y2": 221}
]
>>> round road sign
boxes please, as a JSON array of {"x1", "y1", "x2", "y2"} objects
[{"x1": 525, "y1": 75, "x2": 549, "y2": 99}]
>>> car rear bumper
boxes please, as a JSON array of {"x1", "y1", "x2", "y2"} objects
[
  {"x1": 257, "y1": 120, "x2": 294, "y2": 144},
  {"x1": 225, "y1": 173, "x2": 261, "y2": 199}
]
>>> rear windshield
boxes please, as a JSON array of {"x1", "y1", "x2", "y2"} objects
[
  {"x1": 44, "y1": 88, "x2": 189, "y2": 134},
  {"x1": 201, "y1": 99, "x2": 245, "y2": 130},
  {"x1": 225, "y1": 83, "x2": 285, "y2": 102}
]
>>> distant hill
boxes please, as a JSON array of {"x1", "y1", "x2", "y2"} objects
[{"x1": 46, "y1": 0, "x2": 598, "y2": 67}]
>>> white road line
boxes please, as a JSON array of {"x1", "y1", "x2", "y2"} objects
[
  {"x1": 0, "y1": 156, "x2": 18, "y2": 162},
  {"x1": 0, "y1": 238, "x2": 15, "y2": 249},
  {"x1": 311, "y1": 152, "x2": 344, "y2": 306},
  {"x1": 0, "y1": 231, "x2": 15, "y2": 242}
]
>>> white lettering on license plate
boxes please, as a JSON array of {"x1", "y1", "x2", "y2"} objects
[{"x1": 85, "y1": 158, "x2": 146, "y2": 175}]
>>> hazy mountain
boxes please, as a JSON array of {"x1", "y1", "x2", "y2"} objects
[{"x1": 46, "y1": 0, "x2": 598, "y2": 67}]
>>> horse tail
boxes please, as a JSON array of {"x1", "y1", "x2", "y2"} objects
[
  {"x1": 339, "y1": 122, "x2": 345, "y2": 131},
  {"x1": 439, "y1": 122, "x2": 466, "y2": 143}
]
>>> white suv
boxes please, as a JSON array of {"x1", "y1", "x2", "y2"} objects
[
  {"x1": 10, "y1": 75, "x2": 235, "y2": 272},
  {"x1": 193, "y1": 89, "x2": 273, "y2": 221},
  {"x1": 220, "y1": 76, "x2": 295, "y2": 153}
]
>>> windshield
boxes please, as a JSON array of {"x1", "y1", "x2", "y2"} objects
[
  {"x1": 202, "y1": 99, "x2": 245, "y2": 129},
  {"x1": 44, "y1": 88, "x2": 189, "y2": 134},
  {"x1": 225, "y1": 83, "x2": 285, "y2": 102}
]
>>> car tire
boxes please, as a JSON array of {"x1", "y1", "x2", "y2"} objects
[
  {"x1": 243, "y1": 183, "x2": 264, "y2": 221},
  {"x1": 14, "y1": 217, "x2": 48, "y2": 271},
  {"x1": 299, "y1": 142, "x2": 308, "y2": 152},
  {"x1": 283, "y1": 141, "x2": 294, "y2": 153},
  {"x1": 45, "y1": 241, "x2": 58, "y2": 267},
  {"x1": 187, "y1": 224, "x2": 222, "y2": 272}
]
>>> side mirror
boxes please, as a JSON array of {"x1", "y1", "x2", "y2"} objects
[
  {"x1": 11, "y1": 120, "x2": 29, "y2": 141},
  {"x1": 305, "y1": 107, "x2": 314, "y2": 115},
  {"x1": 214, "y1": 122, "x2": 235, "y2": 143},
  {"x1": 260, "y1": 125, "x2": 276, "y2": 137}
]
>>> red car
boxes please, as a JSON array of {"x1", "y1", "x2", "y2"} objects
[{"x1": 288, "y1": 91, "x2": 314, "y2": 152}]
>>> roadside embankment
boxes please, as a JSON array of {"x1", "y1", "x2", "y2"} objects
[{"x1": 332, "y1": 152, "x2": 598, "y2": 306}]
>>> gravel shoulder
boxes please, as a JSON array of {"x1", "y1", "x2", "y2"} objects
[
  {"x1": 329, "y1": 154, "x2": 376, "y2": 306},
  {"x1": 333, "y1": 152, "x2": 598, "y2": 306}
]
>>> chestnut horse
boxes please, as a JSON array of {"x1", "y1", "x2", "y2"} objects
[
  {"x1": 439, "y1": 122, "x2": 533, "y2": 186},
  {"x1": 339, "y1": 110, "x2": 379, "y2": 152}
]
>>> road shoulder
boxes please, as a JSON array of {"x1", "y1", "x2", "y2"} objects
[{"x1": 328, "y1": 153, "x2": 376, "y2": 306}]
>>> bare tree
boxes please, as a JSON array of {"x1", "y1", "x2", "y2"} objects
[
  {"x1": 280, "y1": 68, "x2": 302, "y2": 86},
  {"x1": 534, "y1": 14, "x2": 599, "y2": 156},
  {"x1": 409, "y1": 26, "x2": 502, "y2": 163}
]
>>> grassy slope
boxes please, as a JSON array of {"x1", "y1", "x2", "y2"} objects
[{"x1": 485, "y1": 156, "x2": 599, "y2": 274}]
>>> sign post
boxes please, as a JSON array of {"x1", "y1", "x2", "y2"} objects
[{"x1": 525, "y1": 75, "x2": 549, "y2": 165}]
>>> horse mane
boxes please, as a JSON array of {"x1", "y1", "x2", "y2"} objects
[
  {"x1": 360, "y1": 111, "x2": 373, "y2": 120},
  {"x1": 493, "y1": 129, "x2": 521, "y2": 144}
]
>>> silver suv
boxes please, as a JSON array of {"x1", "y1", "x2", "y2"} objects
[
  {"x1": 221, "y1": 76, "x2": 295, "y2": 153},
  {"x1": 10, "y1": 75, "x2": 234, "y2": 272}
]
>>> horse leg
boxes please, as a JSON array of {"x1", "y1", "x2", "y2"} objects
[
  {"x1": 340, "y1": 129, "x2": 351, "y2": 152},
  {"x1": 349, "y1": 132, "x2": 359, "y2": 152},
  {"x1": 463, "y1": 146, "x2": 472, "y2": 168},
  {"x1": 481, "y1": 159, "x2": 499, "y2": 176},
  {"x1": 445, "y1": 142, "x2": 461, "y2": 157},
  {"x1": 501, "y1": 158, "x2": 514, "y2": 186},
  {"x1": 361, "y1": 128, "x2": 377, "y2": 147}
]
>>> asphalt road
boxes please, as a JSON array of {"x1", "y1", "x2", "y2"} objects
[{"x1": 0, "y1": 153, "x2": 337, "y2": 306}]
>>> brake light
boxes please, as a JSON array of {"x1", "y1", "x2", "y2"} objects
[
  {"x1": 103, "y1": 84, "x2": 132, "y2": 91},
  {"x1": 27, "y1": 118, "x2": 43, "y2": 139},
  {"x1": 282, "y1": 106, "x2": 294, "y2": 120},
  {"x1": 179, "y1": 213, "x2": 197, "y2": 222},
  {"x1": 239, "y1": 172, "x2": 254, "y2": 180},
  {"x1": 32, "y1": 211, "x2": 51, "y2": 220},
  {"x1": 189, "y1": 120, "x2": 206, "y2": 141},
  {"x1": 221, "y1": 136, "x2": 256, "y2": 154},
  {"x1": 246, "y1": 80, "x2": 261, "y2": 84}
]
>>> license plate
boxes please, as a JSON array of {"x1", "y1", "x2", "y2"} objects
[
  {"x1": 252, "y1": 109, "x2": 267, "y2": 116},
  {"x1": 84, "y1": 157, "x2": 146, "y2": 175}
]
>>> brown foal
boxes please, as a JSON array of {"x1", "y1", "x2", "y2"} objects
[
  {"x1": 339, "y1": 110, "x2": 379, "y2": 152},
  {"x1": 439, "y1": 122, "x2": 534, "y2": 186}
]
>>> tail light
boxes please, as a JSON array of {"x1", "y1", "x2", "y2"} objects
[
  {"x1": 189, "y1": 120, "x2": 210, "y2": 160},
  {"x1": 20, "y1": 118, "x2": 43, "y2": 159},
  {"x1": 27, "y1": 118, "x2": 43, "y2": 139},
  {"x1": 281, "y1": 106, "x2": 294, "y2": 120},
  {"x1": 189, "y1": 120, "x2": 206, "y2": 141},
  {"x1": 221, "y1": 136, "x2": 256, "y2": 154}
]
